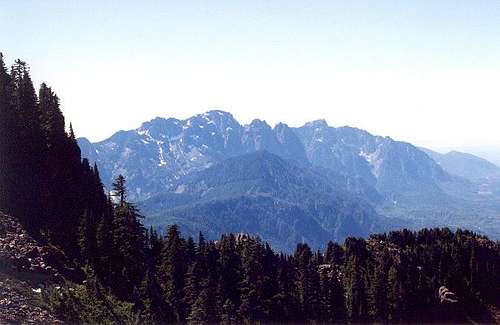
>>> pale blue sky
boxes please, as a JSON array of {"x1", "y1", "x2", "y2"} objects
[{"x1": 1, "y1": 1, "x2": 500, "y2": 149}]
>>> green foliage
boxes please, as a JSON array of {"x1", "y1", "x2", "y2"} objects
[
  {"x1": 158, "y1": 224, "x2": 188, "y2": 322},
  {"x1": 1, "y1": 53, "x2": 499, "y2": 324},
  {"x1": 44, "y1": 278, "x2": 139, "y2": 324},
  {"x1": 0, "y1": 53, "x2": 110, "y2": 259}
]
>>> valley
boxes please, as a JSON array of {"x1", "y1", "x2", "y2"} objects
[{"x1": 78, "y1": 110, "x2": 500, "y2": 250}]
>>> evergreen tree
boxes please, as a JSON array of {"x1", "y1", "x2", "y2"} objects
[
  {"x1": 293, "y1": 243, "x2": 320, "y2": 321},
  {"x1": 95, "y1": 197, "x2": 115, "y2": 281},
  {"x1": 0, "y1": 53, "x2": 18, "y2": 216},
  {"x1": 368, "y1": 256, "x2": 388, "y2": 322},
  {"x1": 387, "y1": 264, "x2": 403, "y2": 322},
  {"x1": 10, "y1": 59, "x2": 46, "y2": 232},
  {"x1": 344, "y1": 238, "x2": 368, "y2": 323},
  {"x1": 78, "y1": 209, "x2": 97, "y2": 265},
  {"x1": 216, "y1": 234, "x2": 242, "y2": 314},
  {"x1": 261, "y1": 243, "x2": 280, "y2": 321},
  {"x1": 0, "y1": 53, "x2": 109, "y2": 259},
  {"x1": 272, "y1": 254, "x2": 297, "y2": 321},
  {"x1": 238, "y1": 237, "x2": 265, "y2": 322},
  {"x1": 186, "y1": 279, "x2": 217, "y2": 325},
  {"x1": 112, "y1": 174, "x2": 127, "y2": 205},
  {"x1": 145, "y1": 226, "x2": 163, "y2": 269},
  {"x1": 0, "y1": 63, "x2": 498, "y2": 325},
  {"x1": 325, "y1": 241, "x2": 344, "y2": 266},
  {"x1": 184, "y1": 236, "x2": 208, "y2": 318},
  {"x1": 110, "y1": 175, "x2": 146, "y2": 298},
  {"x1": 158, "y1": 224, "x2": 187, "y2": 323},
  {"x1": 318, "y1": 263, "x2": 345, "y2": 323},
  {"x1": 139, "y1": 268, "x2": 168, "y2": 324}
]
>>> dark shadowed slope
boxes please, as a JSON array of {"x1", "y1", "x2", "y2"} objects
[{"x1": 141, "y1": 151, "x2": 394, "y2": 252}]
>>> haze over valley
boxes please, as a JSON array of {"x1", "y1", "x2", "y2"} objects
[
  {"x1": 2, "y1": 1, "x2": 500, "y2": 323},
  {"x1": 78, "y1": 110, "x2": 500, "y2": 251}
]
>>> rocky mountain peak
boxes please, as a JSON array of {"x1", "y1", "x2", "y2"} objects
[
  {"x1": 201, "y1": 109, "x2": 235, "y2": 119},
  {"x1": 190, "y1": 110, "x2": 240, "y2": 128},
  {"x1": 247, "y1": 118, "x2": 272, "y2": 130},
  {"x1": 303, "y1": 119, "x2": 329, "y2": 129},
  {"x1": 79, "y1": 111, "x2": 458, "y2": 206}
]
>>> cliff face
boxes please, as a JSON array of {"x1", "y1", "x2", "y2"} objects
[{"x1": 0, "y1": 211, "x2": 65, "y2": 324}]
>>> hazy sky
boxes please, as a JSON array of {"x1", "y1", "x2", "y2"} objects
[{"x1": 2, "y1": 1, "x2": 500, "y2": 150}]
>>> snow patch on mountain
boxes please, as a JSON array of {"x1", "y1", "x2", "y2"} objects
[
  {"x1": 158, "y1": 143, "x2": 167, "y2": 167},
  {"x1": 359, "y1": 149, "x2": 375, "y2": 163}
]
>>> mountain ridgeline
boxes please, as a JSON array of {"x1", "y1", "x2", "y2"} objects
[
  {"x1": 79, "y1": 111, "x2": 500, "y2": 249},
  {"x1": 0, "y1": 53, "x2": 499, "y2": 324},
  {"x1": 79, "y1": 111, "x2": 451, "y2": 202}
]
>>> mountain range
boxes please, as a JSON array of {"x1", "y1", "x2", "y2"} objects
[
  {"x1": 421, "y1": 147, "x2": 500, "y2": 184},
  {"x1": 78, "y1": 110, "x2": 500, "y2": 250}
]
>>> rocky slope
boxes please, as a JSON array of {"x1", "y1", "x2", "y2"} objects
[
  {"x1": 0, "y1": 211, "x2": 66, "y2": 324},
  {"x1": 0, "y1": 277, "x2": 62, "y2": 324}
]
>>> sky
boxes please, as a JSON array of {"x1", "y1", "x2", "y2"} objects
[{"x1": 1, "y1": 0, "x2": 500, "y2": 151}]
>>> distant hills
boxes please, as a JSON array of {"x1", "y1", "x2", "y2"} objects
[
  {"x1": 78, "y1": 110, "x2": 500, "y2": 250},
  {"x1": 421, "y1": 147, "x2": 500, "y2": 181}
]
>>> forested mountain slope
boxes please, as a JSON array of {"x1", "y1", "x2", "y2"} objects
[
  {"x1": 0, "y1": 53, "x2": 499, "y2": 324},
  {"x1": 79, "y1": 111, "x2": 500, "y2": 242},
  {"x1": 142, "y1": 151, "x2": 392, "y2": 251}
]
